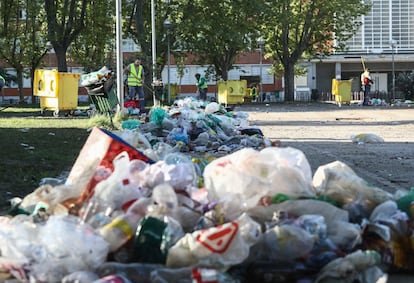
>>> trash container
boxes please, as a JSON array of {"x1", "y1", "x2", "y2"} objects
[
  {"x1": 84, "y1": 75, "x2": 118, "y2": 115},
  {"x1": 34, "y1": 69, "x2": 81, "y2": 116},
  {"x1": 166, "y1": 83, "x2": 179, "y2": 103},
  {"x1": 217, "y1": 80, "x2": 247, "y2": 106},
  {"x1": 332, "y1": 79, "x2": 352, "y2": 104}
]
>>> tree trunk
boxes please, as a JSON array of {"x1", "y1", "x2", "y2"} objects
[
  {"x1": 17, "y1": 69, "x2": 25, "y2": 103},
  {"x1": 283, "y1": 62, "x2": 295, "y2": 102},
  {"x1": 221, "y1": 69, "x2": 228, "y2": 81},
  {"x1": 55, "y1": 47, "x2": 68, "y2": 72},
  {"x1": 30, "y1": 68, "x2": 35, "y2": 104}
]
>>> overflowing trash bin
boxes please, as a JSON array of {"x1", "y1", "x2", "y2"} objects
[
  {"x1": 81, "y1": 67, "x2": 119, "y2": 116},
  {"x1": 0, "y1": 97, "x2": 413, "y2": 283}
]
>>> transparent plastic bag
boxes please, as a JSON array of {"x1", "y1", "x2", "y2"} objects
[
  {"x1": 315, "y1": 249, "x2": 384, "y2": 283},
  {"x1": 204, "y1": 147, "x2": 315, "y2": 210},
  {"x1": 313, "y1": 161, "x2": 394, "y2": 211},
  {"x1": 0, "y1": 215, "x2": 109, "y2": 282},
  {"x1": 260, "y1": 224, "x2": 316, "y2": 262}
]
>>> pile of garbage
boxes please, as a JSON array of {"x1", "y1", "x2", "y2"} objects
[{"x1": 1, "y1": 98, "x2": 413, "y2": 283}]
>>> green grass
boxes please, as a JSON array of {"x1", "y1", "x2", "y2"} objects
[{"x1": 0, "y1": 103, "x2": 105, "y2": 209}]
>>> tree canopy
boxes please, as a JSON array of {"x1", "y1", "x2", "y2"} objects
[
  {"x1": 0, "y1": 0, "x2": 47, "y2": 102},
  {"x1": 168, "y1": 0, "x2": 261, "y2": 81},
  {"x1": 0, "y1": 0, "x2": 372, "y2": 104},
  {"x1": 259, "y1": 0, "x2": 371, "y2": 101}
]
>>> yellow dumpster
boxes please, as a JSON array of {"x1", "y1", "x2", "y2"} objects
[
  {"x1": 34, "y1": 69, "x2": 81, "y2": 116},
  {"x1": 169, "y1": 83, "x2": 179, "y2": 103},
  {"x1": 217, "y1": 80, "x2": 247, "y2": 106},
  {"x1": 332, "y1": 79, "x2": 352, "y2": 104}
]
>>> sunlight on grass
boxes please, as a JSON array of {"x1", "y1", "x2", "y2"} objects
[{"x1": 0, "y1": 117, "x2": 90, "y2": 128}]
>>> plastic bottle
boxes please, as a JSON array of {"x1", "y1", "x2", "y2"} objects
[{"x1": 97, "y1": 198, "x2": 150, "y2": 252}]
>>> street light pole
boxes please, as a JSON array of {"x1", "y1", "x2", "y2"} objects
[
  {"x1": 256, "y1": 37, "x2": 265, "y2": 102},
  {"x1": 115, "y1": 0, "x2": 124, "y2": 110},
  {"x1": 390, "y1": 39, "x2": 397, "y2": 102},
  {"x1": 163, "y1": 19, "x2": 172, "y2": 104},
  {"x1": 151, "y1": 0, "x2": 159, "y2": 107}
]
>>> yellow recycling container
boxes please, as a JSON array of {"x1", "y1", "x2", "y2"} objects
[
  {"x1": 169, "y1": 83, "x2": 179, "y2": 103},
  {"x1": 34, "y1": 69, "x2": 81, "y2": 116},
  {"x1": 332, "y1": 79, "x2": 352, "y2": 104},
  {"x1": 217, "y1": 80, "x2": 247, "y2": 106}
]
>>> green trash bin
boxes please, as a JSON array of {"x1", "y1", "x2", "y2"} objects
[{"x1": 85, "y1": 76, "x2": 118, "y2": 114}]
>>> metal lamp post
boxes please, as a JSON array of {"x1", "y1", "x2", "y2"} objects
[
  {"x1": 163, "y1": 18, "x2": 172, "y2": 104},
  {"x1": 256, "y1": 37, "x2": 265, "y2": 102},
  {"x1": 390, "y1": 39, "x2": 397, "y2": 102},
  {"x1": 151, "y1": 0, "x2": 159, "y2": 106}
]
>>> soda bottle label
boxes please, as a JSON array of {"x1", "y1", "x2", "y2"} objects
[{"x1": 104, "y1": 218, "x2": 133, "y2": 238}]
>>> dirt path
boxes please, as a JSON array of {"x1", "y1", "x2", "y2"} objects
[{"x1": 234, "y1": 102, "x2": 414, "y2": 194}]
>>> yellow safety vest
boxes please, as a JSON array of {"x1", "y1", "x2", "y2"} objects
[{"x1": 127, "y1": 64, "x2": 143, "y2": 86}]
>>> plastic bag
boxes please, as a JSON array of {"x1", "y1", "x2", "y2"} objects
[
  {"x1": 141, "y1": 159, "x2": 196, "y2": 191},
  {"x1": 62, "y1": 271, "x2": 99, "y2": 283},
  {"x1": 248, "y1": 199, "x2": 362, "y2": 251},
  {"x1": 351, "y1": 133, "x2": 384, "y2": 144},
  {"x1": 203, "y1": 147, "x2": 315, "y2": 211},
  {"x1": 313, "y1": 161, "x2": 394, "y2": 211},
  {"x1": 315, "y1": 249, "x2": 384, "y2": 283},
  {"x1": 91, "y1": 151, "x2": 143, "y2": 210},
  {"x1": 259, "y1": 224, "x2": 316, "y2": 262},
  {"x1": 166, "y1": 213, "x2": 261, "y2": 270},
  {"x1": 0, "y1": 215, "x2": 109, "y2": 282},
  {"x1": 150, "y1": 108, "x2": 167, "y2": 125}
]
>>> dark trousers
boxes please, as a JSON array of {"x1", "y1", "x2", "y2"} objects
[
  {"x1": 363, "y1": 85, "x2": 371, "y2": 105},
  {"x1": 198, "y1": 88, "x2": 207, "y2": 101}
]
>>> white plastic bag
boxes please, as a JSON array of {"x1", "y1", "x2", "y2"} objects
[
  {"x1": 166, "y1": 213, "x2": 261, "y2": 270},
  {"x1": 351, "y1": 133, "x2": 384, "y2": 144},
  {"x1": 313, "y1": 161, "x2": 394, "y2": 210},
  {"x1": 203, "y1": 147, "x2": 315, "y2": 210},
  {"x1": 92, "y1": 151, "x2": 143, "y2": 210}
]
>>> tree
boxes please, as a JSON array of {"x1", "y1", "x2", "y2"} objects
[
  {"x1": 124, "y1": 0, "x2": 261, "y2": 94},
  {"x1": 124, "y1": 0, "x2": 171, "y2": 106},
  {"x1": 260, "y1": 0, "x2": 371, "y2": 101},
  {"x1": 44, "y1": 0, "x2": 89, "y2": 72},
  {"x1": 170, "y1": 0, "x2": 261, "y2": 81},
  {"x1": 71, "y1": 0, "x2": 115, "y2": 72},
  {"x1": 25, "y1": 1, "x2": 50, "y2": 104},
  {"x1": 0, "y1": 0, "x2": 48, "y2": 103},
  {"x1": 396, "y1": 71, "x2": 414, "y2": 100}
]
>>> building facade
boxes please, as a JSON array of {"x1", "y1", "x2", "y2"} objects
[{"x1": 304, "y1": 0, "x2": 414, "y2": 100}]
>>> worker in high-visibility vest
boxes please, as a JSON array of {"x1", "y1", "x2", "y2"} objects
[
  {"x1": 250, "y1": 84, "x2": 258, "y2": 102},
  {"x1": 124, "y1": 57, "x2": 145, "y2": 113},
  {"x1": 195, "y1": 73, "x2": 208, "y2": 101}
]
